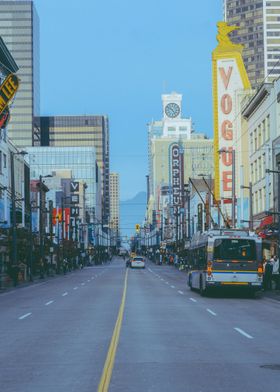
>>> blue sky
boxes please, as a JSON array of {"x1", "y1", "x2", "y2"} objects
[{"x1": 35, "y1": 0, "x2": 222, "y2": 200}]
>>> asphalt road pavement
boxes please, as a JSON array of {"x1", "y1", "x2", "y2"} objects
[{"x1": 1, "y1": 257, "x2": 280, "y2": 392}]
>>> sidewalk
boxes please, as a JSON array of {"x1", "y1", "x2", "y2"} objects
[
  {"x1": 0, "y1": 272, "x2": 61, "y2": 294},
  {"x1": 262, "y1": 289, "x2": 280, "y2": 302}
]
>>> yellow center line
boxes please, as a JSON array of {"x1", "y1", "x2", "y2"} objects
[{"x1": 98, "y1": 268, "x2": 129, "y2": 392}]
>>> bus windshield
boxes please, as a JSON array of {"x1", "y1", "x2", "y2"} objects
[{"x1": 213, "y1": 238, "x2": 256, "y2": 261}]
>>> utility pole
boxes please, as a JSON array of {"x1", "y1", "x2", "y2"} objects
[
  {"x1": 278, "y1": 168, "x2": 280, "y2": 257},
  {"x1": 29, "y1": 202, "x2": 33, "y2": 281},
  {"x1": 10, "y1": 151, "x2": 17, "y2": 267},
  {"x1": 241, "y1": 182, "x2": 253, "y2": 231},
  {"x1": 39, "y1": 175, "x2": 43, "y2": 267},
  {"x1": 49, "y1": 200, "x2": 53, "y2": 273},
  {"x1": 10, "y1": 150, "x2": 27, "y2": 267},
  {"x1": 232, "y1": 149, "x2": 236, "y2": 228},
  {"x1": 266, "y1": 168, "x2": 280, "y2": 256}
]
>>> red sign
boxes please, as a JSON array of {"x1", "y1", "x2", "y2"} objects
[{"x1": 52, "y1": 208, "x2": 70, "y2": 235}]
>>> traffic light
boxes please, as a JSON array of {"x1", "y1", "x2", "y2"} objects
[{"x1": 135, "y1": 224, "x2": 140, "y2": 233}]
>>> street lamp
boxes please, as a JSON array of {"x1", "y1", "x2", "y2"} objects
[
  {"x1": 266, "y1": 168, "x2": 280, "y2": 257},
  {"x1": 38, "y1": 174, "x2": 52, "y2": 273},
  {"x1": 240, "y1": 183, "x2": 253, "y2": 231},
  {"x1": 10, "y1": 150, "x2": 27, "y2": 270}
]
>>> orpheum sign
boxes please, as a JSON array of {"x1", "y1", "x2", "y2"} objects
[
  {"x1": 213, "y1": 22, "x2": 251, "y2": 201},
  {"x1": 171, "y1": 144, "x2": 184, "y2": 215}
]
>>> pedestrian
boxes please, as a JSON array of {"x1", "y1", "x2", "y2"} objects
[
  {"x1": 272, "y1": 255, "x2": 280, "y2": 290},
  {"x1": 39, "y1": 259, "x2": 45, "y2": 279},
  {"x1": 63, "y1": 258, "x2": 68, "y2": 275},
  {"x1": 12, "y1": 264, "x2": 19, "y2": 287},
  {"x1": 263, "y1": 257, "x2": 273, "y2": 290}
]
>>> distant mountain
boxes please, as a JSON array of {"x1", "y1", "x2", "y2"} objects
[{"x1": 120, "y1": 191, "x2": 147, "y2": 242}]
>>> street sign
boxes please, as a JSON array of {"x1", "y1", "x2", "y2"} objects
[
  {"x1": 70, "y1": 194, "x2": 79, "y2": 204},
  {"x1": 70, "y1": 206, "x2": 79, "y2": 217},
  {"x1": 0, "y1": 74, "x2": 19, "y2": 116},
  {"x1": 135, "y1": 224, "x2": 140, "y2": 232},
  {"x1": 70, "y1": 181, "x2": 79, "y2": 192}
]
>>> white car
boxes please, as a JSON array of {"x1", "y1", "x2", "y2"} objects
[{"x1": 131, "y1": 256, "x2": 145, "y2": 269}]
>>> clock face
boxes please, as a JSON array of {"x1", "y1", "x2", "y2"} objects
[{"x1": 165, "y1": 102, "x2": 180, "y2": 118}]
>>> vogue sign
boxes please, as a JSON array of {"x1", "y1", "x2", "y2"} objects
[
  {"x1": 217, "y1": 59, "x2": 242, "y2": 197},
  {"x1": 171, "y1": 144, "x2": 184, "y2": 215}
]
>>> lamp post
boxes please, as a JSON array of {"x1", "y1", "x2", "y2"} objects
[
  {"x1": 10, "y1": 150, "x2": 27, "y2": 269},
  {"x1": 38, "y1": 174, "x2": 52, "y2": 272},
  {"x1": 266, "y1": 168, "x2": 280, "y2": 257},
  {"x1": 240, "y1": 183, "x2": 253, "y2": 231}
]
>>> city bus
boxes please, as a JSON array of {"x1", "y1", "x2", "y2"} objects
[{"x1": 187, "y1": 229, "x2": 263, "y2": 296}]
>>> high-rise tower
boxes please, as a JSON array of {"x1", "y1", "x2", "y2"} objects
[
  {"x1": 224, "y1": 0, "x2": 280, "y2": 89},
  {"x1": 37, "y1": 115, "x2": 110, "y2": 224},
  {"x1": 0, "y1": 0, "x2": 40, "y2": 147},
  {"x1": 109, "y1": 173, "x2": 120, "y2": 235}
]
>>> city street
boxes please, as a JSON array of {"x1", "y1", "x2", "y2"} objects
[{"x1": 1, "y1": 257, "x2": 280, "y2": 392}]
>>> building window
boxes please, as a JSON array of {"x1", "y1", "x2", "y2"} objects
[
  {"x1": 3, "y1": 153, "x2": 6, "y2": 169},
  {"x1": 262, "y1": 153, "x2": 266, "y2": 178},
  {"x1": 259, "y1": 189, "x2": 262, "y2": 213},
  {"x1": 258, "y1": 124, "x2": 262, "y2": 148},
  {"x1": 266, "y1": 114, "x2": 270, "y2": 140},
  {"x1": 254, "y1": 129, "x2": 257, "y2": 151},
  {"x1": 250, "y1": 132, "x2": 253, "y2": 154}
]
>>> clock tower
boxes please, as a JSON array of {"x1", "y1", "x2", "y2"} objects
[{"x1": 162, "y1": 92, "x2": 182, "y2": 120}]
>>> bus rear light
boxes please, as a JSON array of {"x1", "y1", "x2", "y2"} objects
[
  {"x1": 207, "y1": 261, "x2": 212, "y2": 276},
  {"x1": 258, "y1": 263, "x2": 263, "y2": 276}
]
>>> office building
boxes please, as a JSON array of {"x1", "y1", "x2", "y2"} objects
[
  {"x1": 148, "y1": 92, "x2": 193, "y2": 197},
  {"x1": 146, "y1": 93, "x2": 213, "y2": 234},
  {"x1": 224, "y1": 0, "x2": 280, "y2": 89},
  {"x1": 36, "y1": 115, "x2": 110, "y2": 224},
  {"x1": 109, "y1": 173, "x2": 120, "y2": 234},
  {"x1": 25, "y1": 146, "x2": 102, "y2": 222},
  {"x1": 0, "y1": 0, "x2": 40, "y2": 147}
]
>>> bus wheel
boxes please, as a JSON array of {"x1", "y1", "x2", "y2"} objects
[
  {"x1": 189, "y1": 275, "x2": 194, "y2": 291},
  {"x1": 199, "y1": 278, "x2": 207, "y2": 297}
]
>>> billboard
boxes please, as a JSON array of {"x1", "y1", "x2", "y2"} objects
[
  {"x1": 212, "y1": 22, "x2": 251, "y2": 203},
  {"x1": 171, "y1": 144, "x2": 184, "y2": 215}
]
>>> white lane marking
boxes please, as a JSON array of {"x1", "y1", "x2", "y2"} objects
[
  {"x1": 45, "y1": 300, "x2": 54, "y2": 306},
  {"x1": 234, "y1": 327, "x2": 253, "y2": 339},
  {"x1": 171, "y1": 285, "x2": 175, "y2": 289},
  {"x1": 148, "y1": 268, "x2": 152, "y2": 272},
  {"x1": 190, "y1": 297, "x2": 197, "y2": 303},
  {"x1": 178, "y1": 290, "x2": 184, "y2": 295},
  {"x1": 206, "y1": 308, "x2": 217, "y2": 316},
  {"x1": 165, "y1": 282, "x2": 169, "y2": 285},
  {"x1": 81, "y1": 283, "x2": 85, "y2": 286},
  {"x1": 87, "y1": 280, "x2": 91, "y2": 282},
  {"x1": 62, "y1": 292, "x2": 68, "y2": 297},
  {"x1": 19, "y1": 312, "x2": 32, "y2": 320},
  {"x1": 73, "y1": 287, "x2": 78, "y2": 290},
  {"x1": 161, "y1": 278, "x2": 164, "y2": 281}
]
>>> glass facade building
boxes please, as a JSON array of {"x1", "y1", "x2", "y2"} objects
[
  {"x1": 37, "y1": 115, "x2": 110, "y2": 224},
  {"x1": 0, "y1": 0, "x2": 39, "y2": 147},
  {"x1": 25, "y1": 147, "x2": 102, "y2": 221},
  {"x1": 109, "y1": 173, "x2": 120, "y2": 233},
  {"x1": 224, "y1": 0, "x2": 280, "y2": 89}
]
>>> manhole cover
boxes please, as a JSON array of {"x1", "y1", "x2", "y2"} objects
[{"x1": 260, "y1": 364, "x2": 280, "y2": 370}]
